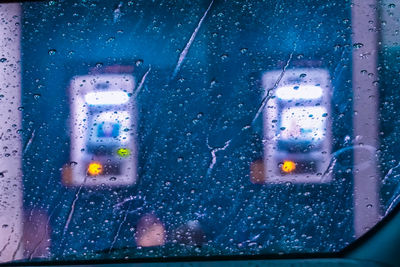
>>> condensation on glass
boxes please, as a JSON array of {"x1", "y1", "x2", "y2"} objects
[{"x1": 0, "y1": 0, "x2": 398, "y2": 263}]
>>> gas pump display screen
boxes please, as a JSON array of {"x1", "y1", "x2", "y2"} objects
[
  {"x1": 86, "y1": 110, "x2": 130, "y2": 155},
  {"x1": 87, "y1": 110, "x2": 130, "y2": 144},
  {"x1": 279, "y1": 106, "x2": 327, "y2": 142}
]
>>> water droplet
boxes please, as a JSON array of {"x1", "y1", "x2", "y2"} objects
[
  {"x1": 106, "y1": 37, "x2": 115, "y2": 43},
  {"x1": 0, "y1": 58, "x2": 7, "y2": 63},
  {"x1": 177, "y1": 157, "x2": 183, "y2": 163},
  {"x1": 135, "y1": 59, "x2": 143, "y2": 66},
  {"x1": 109, "y1": 177, "x2": 117, "y2": 181},
  {"x1": 69, "y1": 161, "x2": 78, "y2": 166},
  {"x1": 240, "y1": 48, "x2": 248, "y2": 54},
  {"x1": 33, "y1": 94, "x2": 41, "y2": 100},
  {"x1": 299, "y1": 73, "x2": 307, "y2": 78},
  {"x1": 353, "y1": 43, "x2": 364, "y2": 49},
  {"x1": 388, "y1": 3, "x2": 396, "y2": 9},
  {"x1": 333, "y1": 44, "x2": 342, "y2": 51},
  {"x1": 95, "y1": 62, "x2": 103, "y2": 68},
  {"x1": 48, "y1": 49, "x2": 57, "y2": 55},
  {"x1": 17, "y1": 106, "x2": 24, "y2": 111}
]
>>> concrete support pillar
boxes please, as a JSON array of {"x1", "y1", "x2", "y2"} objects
[
  {"x1": 0, "y1": 3, "x2": 23, "y2": 263},
  {"x1": 352, "y1": 0, "x2": 381, "y2": 238}
]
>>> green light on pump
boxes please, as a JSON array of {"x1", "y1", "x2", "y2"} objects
[{"x1": 117, "y1": 148, "x2": 131, "y2": 157}]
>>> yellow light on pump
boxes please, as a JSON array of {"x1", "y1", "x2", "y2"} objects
[
  {"x1": 281, "y1": 160, "x2": 296, "y2": 173},
  {"x1": 117, "y1": 148, "x2": 131, "y2": 157},
  {"x1": 87, "y1": 162, "x2": 103, "y2": 176}
]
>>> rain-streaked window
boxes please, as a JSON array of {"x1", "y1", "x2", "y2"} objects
[{"x1": 0, "y1": 0, "x2": 399, "y2": 263}]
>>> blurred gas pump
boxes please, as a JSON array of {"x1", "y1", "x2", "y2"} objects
[
  {"x1": 63, "y1": 73, "x2": 137, "y2": 186},
  {"x1": 262, "y1": 68, "x2": 332, "y2": 183}
]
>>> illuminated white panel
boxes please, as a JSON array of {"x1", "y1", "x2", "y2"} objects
[
  {"x1": 280, "y1": 106, "x2": 327, "y2": 141},
  {"x1": 85, "y1": 91, "x2": 130, "y2": 105},
  {"x1": 275, "y1": 85, "x2": 323, "y2": 100}
]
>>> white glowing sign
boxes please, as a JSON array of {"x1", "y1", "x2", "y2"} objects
[
  {"x1": 84, "y1": 91, "x2": 130, "y2": 105},
  {"x1": 275, "y1": 85, "x2": 323, "y2": 100}
]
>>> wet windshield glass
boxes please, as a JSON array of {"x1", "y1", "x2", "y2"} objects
[{"x1": 0, "y1": 0, "x2": 399, "y2": 263}]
